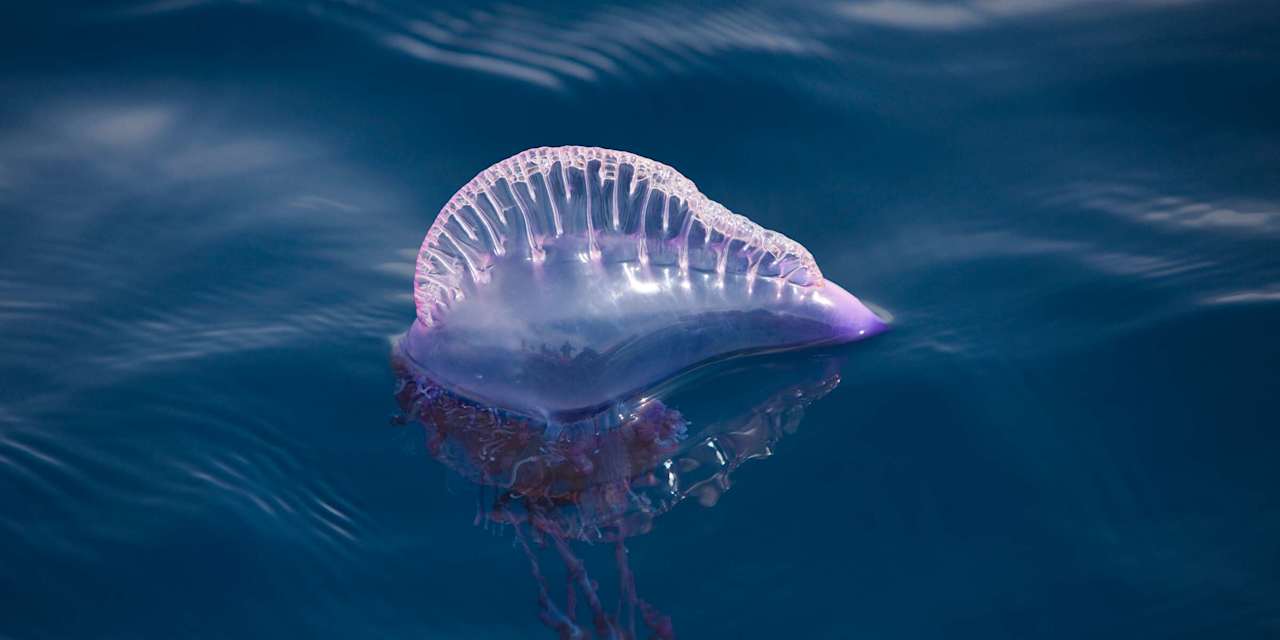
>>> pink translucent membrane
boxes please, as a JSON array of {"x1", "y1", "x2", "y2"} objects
[{"x1": 406, "y1": 146, "x2": 885, "y2": 420}]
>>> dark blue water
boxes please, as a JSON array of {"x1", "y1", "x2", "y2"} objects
[{"x1": 3, "y1": 1, "x2": 1279, "y2": 638}]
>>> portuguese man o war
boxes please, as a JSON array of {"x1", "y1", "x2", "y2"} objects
[
  {"x1": 403, "y1": 146, "x2": 886, "y2": 421},
  {"x1": 392, "y1": 147, "x2": 886, "y2": 638}
]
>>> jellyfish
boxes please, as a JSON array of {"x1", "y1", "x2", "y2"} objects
[
  {"x1": 393, "y1": 147, "x2": 885, "y2": 638},
  {"x1": 404, "y1": 146, "x2": 885, "y2": 422}
]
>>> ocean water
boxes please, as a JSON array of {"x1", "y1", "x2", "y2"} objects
[{"x1": 2, "y1": 1, "x2": 1279, "y2": 638}]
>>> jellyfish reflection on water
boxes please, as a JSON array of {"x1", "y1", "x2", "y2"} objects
[{"x1": 393, "y1": 147, "x2": 885, "y2": 637}]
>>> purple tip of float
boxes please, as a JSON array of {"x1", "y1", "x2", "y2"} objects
[{"x1": 823, "y1": 281, "x2": 890, "y2": 343}]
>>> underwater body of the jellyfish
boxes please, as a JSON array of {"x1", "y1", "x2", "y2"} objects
[
  {"x1": 403, "y1": 146, "x2": 886, "y2": 423},
  {"x1": 392, "y1": 346, "x2": 847, "y2": 640},
  {"x1": 394, "y1": 146, "x2": 886, "y2": 638}
]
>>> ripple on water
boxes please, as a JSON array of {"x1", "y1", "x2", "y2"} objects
[
  {"x1": 108, "y1": 0, "x2": 847, "y2": 91},
  {"x1": 0, "y1": 99, "x2": 417, "y2": 387},
  {"x1": 1048, "y1": 181, "x2": 1280, "y2": 235},
  {"x1": 0, "y1": 396, "x2": 377, "y2": 631},
  {"x1": 0, "y1": 97, "x2": 409, "y2": 608}
]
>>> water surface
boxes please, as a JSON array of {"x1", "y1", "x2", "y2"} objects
[{"x1": 2, "y1": 1, "x2": 1278, "y2": 638}]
